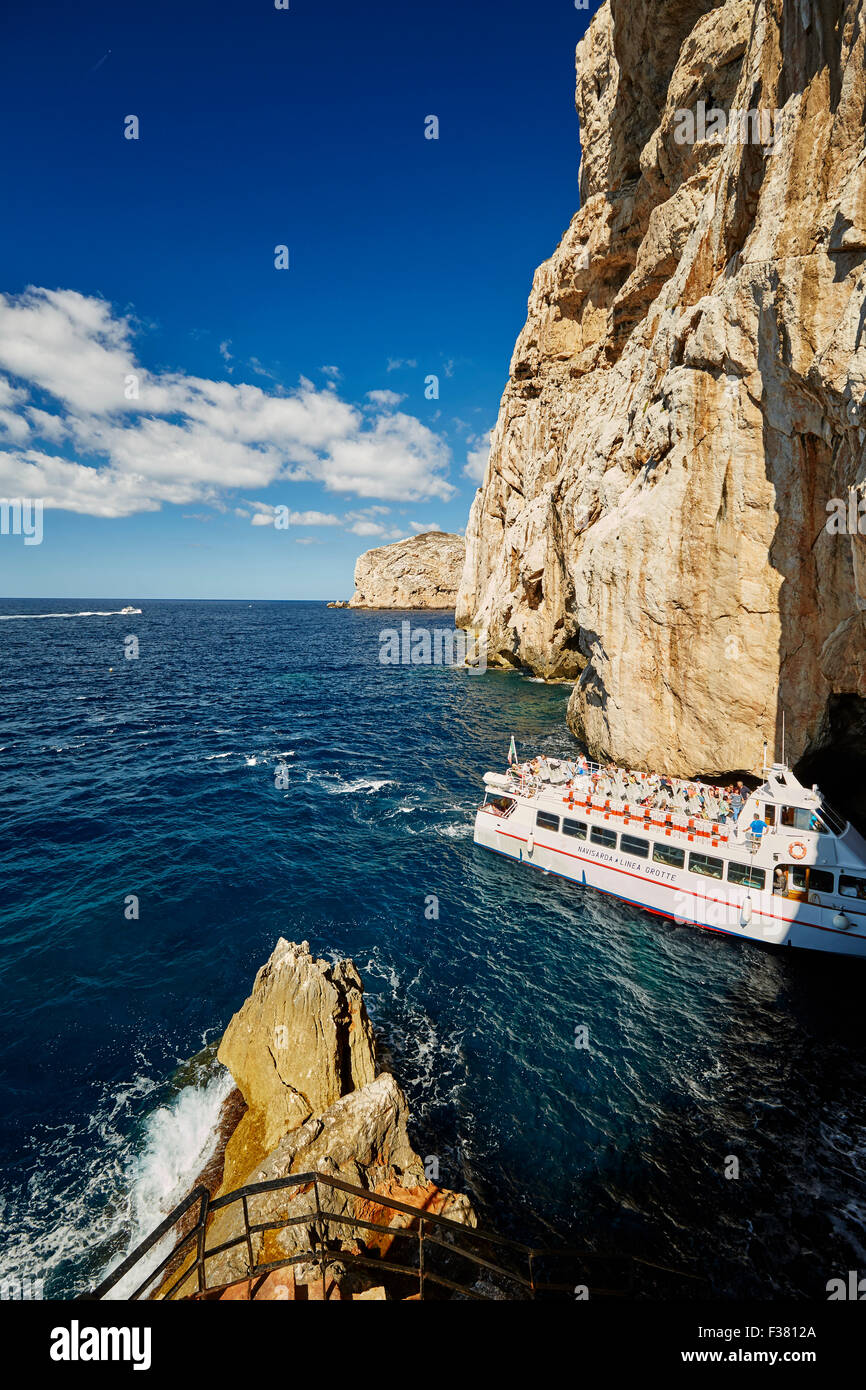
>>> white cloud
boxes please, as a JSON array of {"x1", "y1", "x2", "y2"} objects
[
  {"x1": 0, "y1": 449, "x2": 167, "y2": 517},
  {"x1": 463, "y1": 429, "x2": 493, "y2": 482},
  {"x1": 347, "y1": 520, "x2": 406, "y2": 538},
  {"x1": 0, "y1": 288, "x2": 455, "y2": 517},
  {"x1": 345, "y1": 506, "x2": 390, "y2": 519},
  {"x1": 0, "y1": 409, "x2": 30, "y2": 442},
  {"x1": 386, "y1": 357, "x2": 417, "y2": 373},
  {"x1": 321, "y1": 413, "x2": 452, "y2": 501},
  {"x1": 250, "y1": 505, "x2": 342, "y2": 527},
  {"x1": 0, "y1": 375, "x2": 28, "y2": 409},
  {"x1": 365, "y1": 389, "x2": 404, "y2": 408},
  {"x1": 409, "y1": 520, "x2": 442, "y2": 533}
]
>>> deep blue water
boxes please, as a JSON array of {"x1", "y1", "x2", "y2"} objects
[{"x1": 1, "y1": 599, "x2": 865, "y2": 1299}]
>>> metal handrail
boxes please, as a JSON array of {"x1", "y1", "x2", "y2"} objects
[{"x1": 85, "y1": 1169, "x2": 703, "y2": 1302}]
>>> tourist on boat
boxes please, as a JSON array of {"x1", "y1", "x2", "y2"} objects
[
  {"x1": 773, "y1": 866, "x2": 789, "y2": 894},
  {"x1": 749, "y1": 814, "x2": 769, "y2": 839},
  {"x1": 730, "y1": 786, "x2": 745, "y2": 819}
]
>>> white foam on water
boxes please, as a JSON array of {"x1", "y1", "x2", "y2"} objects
[
  {"x1": 107, "y1": 1066, "x2": 233, "y2": 1299},
  {"x1": 332, "y1": 777, "x2": 394, "y2": 795},
  {"x1": 0, "y1": 1065, "x2": 231, "y2": 1300},
  {"x1": 204, "y1": 749, "x2": 293, "y2": 766},
  {"x1": 305, "y1": 769, "x2": 395, "y2": 795}
]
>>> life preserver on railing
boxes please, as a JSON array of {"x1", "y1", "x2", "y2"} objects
[{"x1": 789, "y1": 841, "x2": 807, "y2": 860}]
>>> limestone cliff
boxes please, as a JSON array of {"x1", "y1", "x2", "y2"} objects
[
  {"x1": 458, "y1": 0, "x2": 866, "y2": 778},
  {"x1": 349, "y1": 531, "x2": 465, "y2": 609}
]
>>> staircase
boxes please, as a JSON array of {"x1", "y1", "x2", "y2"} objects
[{"x1": 85, "y1": 1169, "x2": 702, "y2": 1302}]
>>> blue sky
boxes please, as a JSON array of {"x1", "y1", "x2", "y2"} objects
[{"x1": 0, "y1": 0, "x2": 594, "y2": 598}]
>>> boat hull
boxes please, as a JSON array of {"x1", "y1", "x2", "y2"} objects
[{"x1": 474, "y1": 808, "x2": 866, "y2": 958}]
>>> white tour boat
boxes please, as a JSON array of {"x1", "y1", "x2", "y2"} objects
[{"x1": 474, "y1": 753, "x2": 866, "y2": 957}]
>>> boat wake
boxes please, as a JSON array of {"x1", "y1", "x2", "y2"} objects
[{"x1": 0, "y1": 609, "x2": 142, "y2": 621}]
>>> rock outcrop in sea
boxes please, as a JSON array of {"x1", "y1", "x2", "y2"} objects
[
  {"x1": 174, "y1": 939, "x2": 475, "y2": 1295},
  {"x1": 349, "y1": 531, "x2": 466, "y2": 609},
  {"x1": 457, "y1": 0, "x2": 866, "y2": 778}
]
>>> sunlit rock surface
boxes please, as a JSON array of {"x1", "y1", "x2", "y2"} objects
[
  {"x1": 458, "y1": 0, "x2": 866, "y2": 777},
  {"x1": 350, "y1": 531, "x2": 465, "y2": 609},
  {"x1": 188, "y1": 940, "x2": 475, "y2": 1293}
]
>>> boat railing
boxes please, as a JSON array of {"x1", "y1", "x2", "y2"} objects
[
  {"x1": 568, "y1": 793, "x2": 735, "y2": 846},
  {"x1": 506, "y1": 761, "x2": 743, "y2": 846}
]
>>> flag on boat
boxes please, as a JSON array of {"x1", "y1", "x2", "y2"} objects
[{"x1": 507, "y1": 735, "x2": 518, "y2": 766}]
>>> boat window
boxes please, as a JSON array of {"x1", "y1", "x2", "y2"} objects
[
  {"x1": 562, "y1": 817, "x2": 587, "y2": 840},
  {"x1": 819, "y1": 801, "x2": 847, "y2": 835},
  {"x1": 653, "y1": 843, "x2": 685, "y2": 868},
  {"x1": 780, "y1": 805, "x2": 829, "y2": 834},
  {"x1": 809, "y1": 868, "x2": 835, "y2": 894},
  {"x1": 839, "y1": 875, "x2": 866, "y2": 901},
  {"x1": 536, "y1": 811, "x2": 560, "y2": 833},
  {"x1": 689, "y1": 852, "x2": 724, "y2": 880},
  {"x1": 763, "y1": 804, "x2": 776, "y2": 827},
  {"x1": 773, "y1": 864, "x2": 809, "y2": 896},
  {"x1": 620, "y1": 834, "x2": 649, "y2": 858},
  {"x1": 590, "y1": 826, "x2": 617, "y2": 849},
  {"x1": 727, "y1": 861, "x2": 766, "y2": 890}
]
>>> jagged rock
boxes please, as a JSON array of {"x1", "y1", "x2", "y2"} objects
[
  {"x1": 193, "y1": 947, "x2": 476, "y2": 1294},
  {"x1": 217, "y1": 939, "x2": 376, "y2": 1183},
  {"x1": 349, "y1": 531, "x2": 466, "y2": 609},
  {"x1": 458, "y1": 0, "x2": 866, "y2": 777},
  {"x1": 202, "y1": 1072, "x2": 477, "y2": 1288}
]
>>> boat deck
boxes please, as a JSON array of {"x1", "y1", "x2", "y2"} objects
[{"x1": 483, "y1": 759, "x2": 746, "y2": 851}]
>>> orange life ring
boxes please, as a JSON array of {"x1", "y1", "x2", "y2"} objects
[{"x1": 789, "y1": 841, "x2": 807, "y2": 860}]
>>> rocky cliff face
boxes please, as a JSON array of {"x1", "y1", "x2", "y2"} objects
[
  {"x1": 458, "y1": 0, "x2": 866, "y2": 778},
  {"x1": 350, "y1": 531, "x2": 465, "y2": 609},
  {"x1": 190, "y1": 940, "x2": 475, "y2": 1293}
]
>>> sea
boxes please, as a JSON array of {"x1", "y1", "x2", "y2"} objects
[{"x1": 1, "y1": 598, "x2": 864, "y2": 1299}]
